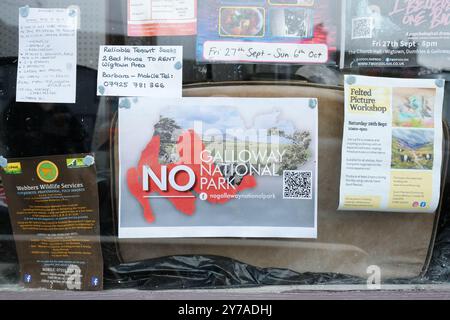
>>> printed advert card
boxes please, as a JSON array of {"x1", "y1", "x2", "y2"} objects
[
  {"x1": 0, "y1": 154, "x2": 103, "y2": 290},
  {"x1": 118, "y1": 97, "x2": 318, "y2": 238},
  {"x1": 196, "y1": 0, "x2": 338, "y2": 64},
  {"x1": 341, "y1": 0, "x2": 450, "y2": 69},
  {"x1": 339, "y1": 75, "x2": 445, "y2": 213},
  {"x1": 128, "y1": 0, "x2": 197, "y2": 36},
  {"x1": 16, "y1": 7, "x2": 78, "y2": 103}
]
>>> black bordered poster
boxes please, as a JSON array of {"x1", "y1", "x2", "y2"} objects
[{"x1": 341, "y1": 0, "x2": 450, "y2": 69}]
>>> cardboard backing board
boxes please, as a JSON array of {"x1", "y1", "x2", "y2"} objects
[{"x1": 111, "y1": 82, "x2": 447, "y2": 280}]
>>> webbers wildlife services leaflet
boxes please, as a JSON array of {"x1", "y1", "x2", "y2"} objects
[
  {"x1": 0, "y1": 154, "x2": 103, "y2": 290},
  {"x1": 118, "y1": 97, "x2": 318, "y2": 238},
  {"x1": 339, "y1": 75, "x2": 445, "y2": 213}
]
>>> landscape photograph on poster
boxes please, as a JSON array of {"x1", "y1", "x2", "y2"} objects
[
  {"x1": 393, "y1": 88, "x2": 435, "y2": 129},
  {"x1": 155, "y1": 109, "x2": 309, "y2": 176},
  {"x1": 391, "y1": 129, "x2": 434, "y2": 170}
]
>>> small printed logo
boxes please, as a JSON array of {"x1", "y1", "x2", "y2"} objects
[
  {"x1": 412, "y1": 201, "x2": 419, "y2": 208},
  {"x1": 67, "y1": 156, "x2": 95, "y2": 169},
  {"x1": 67, "y1": 158, "x2": 87, "y2": 169},
  {"x1": 91, "y1": 276, "x2": 100, "y2": 287},
  {"x1": 24, "y1": 273, "x2": 32, "y2": 283},
  {"x1": 36, "y1": 160, "x2": 59, "y2": 183},
  {"x1": 3, "y1": 162, "x2": 22, "y2": 175},
  {"x1": 420, "y1": 201, "x2": 427, "y2": 208}
]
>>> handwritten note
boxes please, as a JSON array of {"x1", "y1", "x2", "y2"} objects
[
  {"x1": 97, "y1": 46, "x2": 183, "y2": 97},
  {"x1": 16, "y1": 7, "x2": 78, "y2": 104},
  {"x1": 203, "y1": 41, "x2": 328, "y2": 64}
]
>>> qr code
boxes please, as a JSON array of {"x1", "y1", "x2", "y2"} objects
[
  {"x1": 351, "y1": 17, "x2": 373, "y2": 39},
  {"x1": 283, "y1": 170, "x2": 312, "y2": 200}
]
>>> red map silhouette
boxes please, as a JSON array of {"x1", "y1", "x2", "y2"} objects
[{"x1": 126, "y1": 130, "x2": 257, "y2": 223}]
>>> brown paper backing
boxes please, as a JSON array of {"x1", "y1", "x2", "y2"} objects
[{"x1": 110, "y1": 82, "x2": 448, "y2": 280}]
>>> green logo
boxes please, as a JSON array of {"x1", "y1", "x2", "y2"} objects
[{"x1": 37, "y1": 161, "x2": 59, "y2": 183}]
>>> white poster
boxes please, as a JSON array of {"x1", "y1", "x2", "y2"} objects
[
  {"x1": 339, "y1": 75, "x2": 445, "y2": 213},
  {"x1": 16, "y1": 7, "x2": 78, "y2": 104},
  {"x1": 118, "y1": 97, "x2": 318, "y2": 239},
  {"x1": 97, "y1": 46, "x2": 183, "y2": 98}
]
